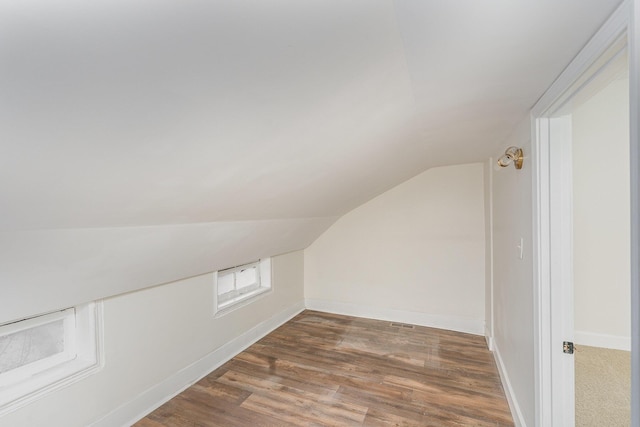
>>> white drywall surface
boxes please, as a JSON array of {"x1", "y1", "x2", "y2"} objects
[
  {"x1": 0, "y1": 219, "x2": 331, "y2": 325},
  {"x1": 304, "y1": 163, "x2": 485, "y2": 333},
  {"x1": 491, "y1": 117, "x2": 535, "y2": 426}
]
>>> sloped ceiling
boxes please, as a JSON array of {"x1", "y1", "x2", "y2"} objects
[{"x1": 0, "y1": 0, "x2": 622, "y2": 321}]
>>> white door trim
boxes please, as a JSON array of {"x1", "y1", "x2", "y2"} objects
[
  {"x1": 548, "y1": 116, "x2": 575, "y2": 426},
  {"x1": 630, "y1": 2, "x2": 640, "y2": 426},
  {"x1": 530, "y1": 1, "x2": 633, "y2": 425},
  {"x1": 532, "y1": 115, "x2": 552, "y2": 427}
]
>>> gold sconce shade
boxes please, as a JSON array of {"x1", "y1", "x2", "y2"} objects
[{"x1": 497, "y1": 146, "x2": 523, "y2": 169}]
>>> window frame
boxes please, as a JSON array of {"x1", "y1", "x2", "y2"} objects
[
  {"x1": 0, "y1": 302, "x2": 104, "y2": 416},
  {"x1": 213, "y1": 258, "x2": 272, "y2": 316},
  {"x1": 0, "y1": 308, "x2": 76, "y2": 386}
]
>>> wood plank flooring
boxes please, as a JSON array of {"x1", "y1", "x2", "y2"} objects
[{"x1": 135, "y1": 310, "x2": 514, "y2": 426}]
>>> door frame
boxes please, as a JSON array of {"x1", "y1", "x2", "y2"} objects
[{"x1": 530, "y1": 1, "x2": 638, "y2": 425}]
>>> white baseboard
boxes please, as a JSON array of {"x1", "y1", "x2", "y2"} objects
[
  {"x1": 485, "y1": 330, "x2": 495, "y2": 351},
  {"x1": 492, "y1": 342, "x2": 526, "y2": 427},
  {"x1": 90, "y1": 301, "x2": 305, "y2": 427},
  {"x1": 305, "y1": 299, "x2": 484, "y2": 335},
  {"x1": 574, "y1": 331, "x2": 631, "y2": 351}
]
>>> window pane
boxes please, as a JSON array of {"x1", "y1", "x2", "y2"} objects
[
  {"x1": 0, "y1": 320, "x2": 65, "y2": 374},
  {"x1": 236, "y1": 267, "x2": 257, "y2": 290},
  {"x1": 217, "y1": 274, "x2": 235, "y2": 296}
]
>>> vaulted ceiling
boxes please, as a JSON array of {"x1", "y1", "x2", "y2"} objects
[{"x1": 0, "y1": 0, "x2": 622, "y2": 321}]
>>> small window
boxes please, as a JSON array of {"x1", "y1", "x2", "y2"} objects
[
  {"x1": 0, "y1": 302, "x2": 103, "y2": 415},
  {"x1": 0, "y1": 308, "x2": 75, "y2": 385},
  {"x1": 214, "y1": 258, "x2": 271, "y2": 315}
]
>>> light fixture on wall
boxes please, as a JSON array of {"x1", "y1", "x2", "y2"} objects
[{"x1": 497, "y1": 146, "x2": 524, "y2": 169}]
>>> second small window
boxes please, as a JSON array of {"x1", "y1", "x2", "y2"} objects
[{"x1": 214, "y1": 258, "x2": 271, "y2": 314}]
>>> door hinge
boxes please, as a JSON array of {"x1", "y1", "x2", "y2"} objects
[{"x1": 563, "y1": 341, "x2": 574, "y2": 354}]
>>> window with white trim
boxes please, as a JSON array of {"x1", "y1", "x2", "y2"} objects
[
  {"x1": 214, "y1": 258, "x2": 271, "y2": 315},
  {"x1": 0, "y1": 302, "x2": 103, "y2": 415}
]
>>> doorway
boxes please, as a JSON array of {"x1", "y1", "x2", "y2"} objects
[
  {"x1": 533, "y1": 19, "x2": 634, "y2": 426},
  {"x1": 564, "y1": 46, "x2": 630, "y2": 426}
]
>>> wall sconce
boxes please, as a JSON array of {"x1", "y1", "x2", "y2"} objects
[{"x1": 497, "y1": 146, "x2": 524, "y2": 169}]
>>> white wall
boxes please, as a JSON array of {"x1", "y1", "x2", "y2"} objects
[
  {"x1": 572, "y1": 76, "x2": 631, "y2": 350},
  {"x1": 0, "y1": 250, "x2": 304, "y2": 427},
  {"x1": 304, "y1": 163, "x2": 486, "y2": 335},
  {"x1": 491, "y1": 118, "x2": 535, "y2": 426},
  {"x1": 0, "y1": 219, "x2": 332, "y2": 326}
]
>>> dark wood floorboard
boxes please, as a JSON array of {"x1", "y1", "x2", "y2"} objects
[{"x1": 135, "y1": 310, "x2": 514, "y2": 426}]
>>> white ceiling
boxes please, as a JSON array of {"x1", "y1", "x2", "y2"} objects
[
  {"x1": 0, "y1": 0, "x2": 622, "y2": 230},
  {"x1": 0, "y1": 0, "x2": 623, "y2": 320}
]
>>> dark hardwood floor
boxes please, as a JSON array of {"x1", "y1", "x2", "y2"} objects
[{"x1": 135, "y1": 310, "x2": 514, "y2": 426}]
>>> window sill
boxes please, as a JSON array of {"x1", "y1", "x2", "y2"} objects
[
  {"x1": 0, "y1": 356, "x2": 102, "y2": 416},
  {"x1": 215, "y1": 286, "x2": 272, "y2": 317}
]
